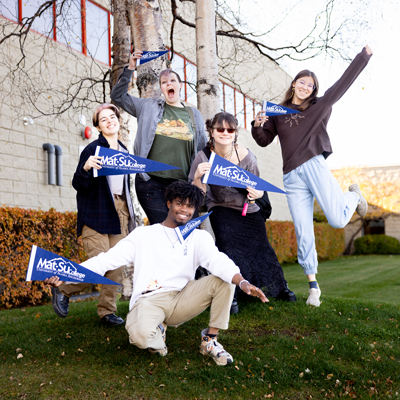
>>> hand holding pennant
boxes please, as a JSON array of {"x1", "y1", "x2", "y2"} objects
[
  {"x1": 202, "y1": 152, "x2": 286, "y2": 194},
  {"x1": 175, "y1": 212, "x2": 213, "y2": 244},
  {"x1": 138, "y1": 50, "x2": 169, "y2": 65},
  {"x1": 93, "y1": 147, "x2": 180, "y2": 177},
  {"x1": 25, "y1": 246, "x2": 120, "y2": 285},
  {"x1": 262, "y1": 101, "x2": 300, "y2": 117}
]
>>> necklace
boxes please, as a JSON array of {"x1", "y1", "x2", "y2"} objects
[
  {"x1": 214, "y1": 143, "x2": 234, "y2": 160},
  {"x1": 162, "y1": 222, "x2": 180, "y2": 248}
]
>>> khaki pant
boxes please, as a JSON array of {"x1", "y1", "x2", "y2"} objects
[
  {"x1": 125, "y1": 275, "x2": 235, "y2": 350},
  {"x1": 60, "y1": 197, "x2": 130, "y2": 318}
]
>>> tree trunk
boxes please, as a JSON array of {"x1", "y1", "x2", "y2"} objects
[
  {"x1": 195, "y1": 0, "x2": 220, "y2": 120},
  {"x1": 126, "y1": 0, "x2": 167, "y2": 98}
]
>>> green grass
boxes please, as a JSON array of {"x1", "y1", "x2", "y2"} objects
[
  {"x1": 283, "y1": 255, "x2": 400, "y2": 304},
  {"x1": 0, "y1": 256, "x2": 399, "y2": 399}
]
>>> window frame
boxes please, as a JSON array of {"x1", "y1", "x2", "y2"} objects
[{"x1": 0, "y1": 0, "x2": 111, "y2": 66}]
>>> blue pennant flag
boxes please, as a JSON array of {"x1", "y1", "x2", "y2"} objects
[
  {"x1": 25, "y1": 246, "x2": 120, "y2": 285},
  {"x1": 202, "y1": 152, "x2": 286, "y2": 194},
  {"x1": 93, "y1": 147, "x2": 180, "y2": 177},
  {"x1": 175, "y1": 212, "x2": 213, "y2": 244},
  {"x1": 262, "y1": 101, "x2": 300, "y2": 116},
  {"x1": 138, "y1": 50, "x2": 169, "y2": 65}
]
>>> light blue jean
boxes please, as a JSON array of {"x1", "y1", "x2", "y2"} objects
[{"x1": 283, "y1": 155, "x2": 358, "y2": 275}]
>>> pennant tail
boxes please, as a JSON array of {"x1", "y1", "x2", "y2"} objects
[
  {"x1": 93, "y1": 146, "x2": 101, "y2": 178},
  {"x1": 202, "y1": 152, "x2": 216, "y2": 184},
  {"x1": 26, "y1": 245, "x2": 37, "y2": 281},
  {"x1": 175, "y1": 227, "x2": 185, "y2": 244}
]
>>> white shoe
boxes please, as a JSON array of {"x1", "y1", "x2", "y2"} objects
[
  {"x1": 148, "y1": 323, "x2": 168, "y2": 356},
  {"x1": 349, "y1": 184, "x2": 368, "y2": 217},
  {"x1": 200, "y1": 329, "x2": 233, "y2": 366},
  {"x1": 306, "y1": 288, "x2": 321, "y2": 307}
]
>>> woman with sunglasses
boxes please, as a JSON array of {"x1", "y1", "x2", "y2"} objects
[
  {"x1": 252, "y1": 45, "x2": 373, "y2": 307},
  {"x1": 189, "y1": 112, "x2": 296, "y2": 314}
]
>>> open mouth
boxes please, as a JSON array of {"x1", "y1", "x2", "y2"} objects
[{"x1": 167, "y1": 88, "x2": 175, "y2": 98}]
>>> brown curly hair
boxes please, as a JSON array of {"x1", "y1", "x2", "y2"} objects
[{"x1": 205, "y1": 112, "x2": 238, "y2": 149}]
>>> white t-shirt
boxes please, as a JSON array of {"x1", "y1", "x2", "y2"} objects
[{"x1": 80, "y1": 224, "x2": 240, "y2": 310}]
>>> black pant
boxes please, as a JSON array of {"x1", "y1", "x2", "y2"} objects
[{"x1": 135, "y1": 175, "x2": 199, "y2": 225}]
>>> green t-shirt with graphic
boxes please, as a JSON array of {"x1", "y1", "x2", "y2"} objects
[{"x1": 147, "y1": 104, "x2": 194, "y2": 180}]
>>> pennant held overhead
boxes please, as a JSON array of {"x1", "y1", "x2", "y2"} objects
[
  {"x1": 203, "y1": 152, "x2": 286, "y2": 194},
  {"x1": 262, "y1": 101, "x2": 300, "y2": 117},
  {"x1": 26, "y1": 246, "x2": 120, "y2": 285},
  {"x1": 138, "y1": 50, "x2": 169, "y2": 65},
  {"x1": 175, "y1": 212, "x2": 213, "y2": 244},
  {"x1": 93, "y1": 147, "x2": 180, "y2": 177}
]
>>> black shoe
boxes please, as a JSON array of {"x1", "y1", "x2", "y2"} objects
[
  {"x1": 230, "y1": 298, "x2": 239, "y2": 314},
  {"x1": 100, "y1": 313, "x2": 125, "y2": 326},
  {"x1": 276, "y1": 286, "x2": 297, "y2": 302},
  {"x1": 51, "y1": 287, "x2": 70, "y2": 318}
]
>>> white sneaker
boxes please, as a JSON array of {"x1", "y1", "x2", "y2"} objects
[
  {"x1": 148, "y1": 323, "x2": 168, "y2": 356},
  {"x1": 306, "y1": 288, "x2": 321, "y2": 307},
  {"x1": 349, "y1": 184, "x2": 368, "y2": 217},
  {"x1": 200, "y1": 329, "x2": 233, "y2": 366}
]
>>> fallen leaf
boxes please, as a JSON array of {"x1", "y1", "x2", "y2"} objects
[
  {"x1": 35, "y1": 313, "x2": 42, "y2": 319},
  {"x1": 17, "y1": 354, "x2": 24, "y2": 359},
  {"x1": 16, "y1": 348, "x2": 22, "y2": 353},
  {"x1": 159, "y1": 384, "x2": 165, "y2": 388},
  {"x1": 299, "y1": 372, "x2": 304, "y2": 378},
  {"x1": 235, "y1": 366, "x2": 240, "y2": 370},
  {"x1": 77, "y1": 349, "x2": 83, "y2": 353},
  {"x1": 269, "y1": 307, "x2": 273, "y2": 310},
  {"x1": 61, "y1": 352, "x2": 66, "y2": 356},
  {"x1": 329, "y1": 345, "x2": 334, "y2": 351},
  {"x1": 47, "y1": 339, "x2": 51, "y2": 342},
  {"x1": 305, "y1": 369, "x2": 311, "y2": 374},
  {"x1": 327, "y1": 374, "x2": 333, "y2": 380},
  {"x1": 40, "y1": 383, "x2": 46, "y2": 387}
]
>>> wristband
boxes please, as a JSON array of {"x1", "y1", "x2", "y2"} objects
[{"x1": 239, "y1": 279, "x2": 249, "y2": 290}]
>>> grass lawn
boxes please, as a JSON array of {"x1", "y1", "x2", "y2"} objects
[
  {"x1": 283, "y1": 255, "x2": 400, "y2": 304},
  {"x1": 0, "y1": 256, "x2": 399, "y2": 399}
]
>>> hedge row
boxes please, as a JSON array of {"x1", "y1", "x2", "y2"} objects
[
  {"x1": 266, "y1": 220, "x2": 345, "y2": 264},
  {"x1": 0, "y1": 207, "x2": 87, "y2": 309},
  {"x1": 354, "y1": 234, "x2": 400, "y2": 255},
  {"x1": 1, "y1": 207, "x2": 345, "y2": 309}
]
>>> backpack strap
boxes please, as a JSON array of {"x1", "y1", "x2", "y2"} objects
[{"x1": 202, "y1": 146, "x2": 212, "y2": 159}]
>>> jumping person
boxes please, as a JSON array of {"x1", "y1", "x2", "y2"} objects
[
  {"x1": 110, "y1": 50, "x2": 207, "y2": 225},
  {"x1": 252, "y1": 46, "x2": 373, "y2": 306},
  {"x1": 47, "y1": 181, "x2": 267, "y2": 366},
  {"x1": 189, "y1": 112, "x2": 295, "y2": 314},
  {"x1": 56, "y1": 103, "x2": 135, "y2": 326}
]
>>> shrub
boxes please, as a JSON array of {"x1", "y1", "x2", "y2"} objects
[
  {"x1": 354, "y1": 234, "x2": 400, "y2": 255},
  {"x1": 266, "y1": 221, "x2": 345, "y2": 264},
  {"x1": 0, "y1": 207, "x2": 87, "y2": 309}
]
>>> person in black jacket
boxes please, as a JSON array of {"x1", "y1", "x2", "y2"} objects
[{"x1": 52, "y1": 103, "x2": 135, "y2": 325}]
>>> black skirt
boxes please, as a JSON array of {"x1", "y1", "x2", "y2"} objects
[{"x1": 209, "y1": 206, "x2": 287, "y2": 299}]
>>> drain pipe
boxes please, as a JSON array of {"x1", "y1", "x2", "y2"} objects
[
  {"x1": 54, "y1": 145, "x2": 63, "y2": 186},
  {"x1": 42, "y1": 143, "x2": 55, "y2": 185}
]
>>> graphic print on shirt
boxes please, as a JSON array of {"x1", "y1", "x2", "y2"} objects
[
  {"x1": 143, "y1": 279, "x2": 162, "y2": 294},
  {"x1": 284, "y1": 114, "x2": 305, "y2": 128},
  {"x1": 155, "y1": 117, "x2": 193, "y2": 141}
]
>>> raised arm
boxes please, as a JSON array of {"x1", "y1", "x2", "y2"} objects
[
  {"x1": 110, "y1": 51, "x2": 150, "y2": 118},
  {"x1": 321, "y1": 45, "x2": 373, "y2": 106}
]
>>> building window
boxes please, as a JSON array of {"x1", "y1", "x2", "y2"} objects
[
  {"x1": 363, "y1": 219, "x2": 385, "y2": 236},
  {"x1": 1, "y1": 0, "x2": 111, "y2": 65}
]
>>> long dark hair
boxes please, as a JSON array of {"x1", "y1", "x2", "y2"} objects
[
  {"x1": 205, "y1": 112, "x2": 238, "y2": 149},
  {"x1": 281, "y1": 70, "x2": 319, "y2": 111}
]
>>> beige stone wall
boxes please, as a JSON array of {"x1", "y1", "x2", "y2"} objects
[{"x1": 386, "y1": 215, "x2": 400, "y2": 243}]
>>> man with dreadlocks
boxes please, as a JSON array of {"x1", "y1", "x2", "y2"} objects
[{"x1": 46, "y1": 181, "x2": 267, "y2": 366}]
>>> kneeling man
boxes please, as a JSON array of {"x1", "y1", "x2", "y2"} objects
[{"x1": 46, "y1": 181, "x2": 267, "y2": 366}]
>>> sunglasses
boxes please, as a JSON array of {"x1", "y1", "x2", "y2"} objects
[{"x1": 214, "y1": 127, "x2": 235, "y2": 134}]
